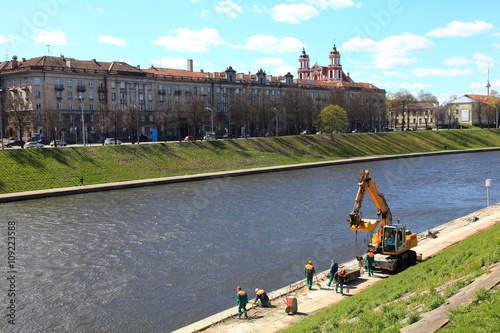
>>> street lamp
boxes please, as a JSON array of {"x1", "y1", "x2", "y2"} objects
[
  {"x1": 272, "y1": 107, "x2": 278, "y2": 136},
  {"x1": 493, "y1": 105, "x2": 498, "y2": 129},
  {"x1": 76, "y1": 96, "x2": 85, "y2": 146},
  {"x1": 205, "y1": 107, "x2": 214, "y2": 132},
  {"x1": 0, "y1": 88, "x2": 3, "y2": 149}
]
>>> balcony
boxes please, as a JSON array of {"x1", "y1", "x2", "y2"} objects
[
  {"x1": 97, "y1": 86, "x2": 107, "y2": 93},
  {"x1": 76, "y1": 85, "x2": 86, "y2": 92},
  {"x1": 158, "y1": 89, "x2": 166, "y2": 95},
  {"x1": 55, "y1": 84, "x2": 64, "y2": 91},
  {"x1": 174, "y1": 90, "x2": 182, "y2": 95}
]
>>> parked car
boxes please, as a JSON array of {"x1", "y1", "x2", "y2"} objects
[
  {"x1": 183, "y1": 136, "x2": 196, "y2": 141},
  {"x1": 238, "y1": 133, "x2": 251, "y2": 138},
  {"x1": 5, "y1": 140, "x2": 24, "y2": 148},
  {"x1": 49, "y1": 140, "x2": 67, "y2": 147},
  {"x1": 25, "y1": 141, "x2": 44, "y2": 148},
  {"x1": 104, "y1": 138, "x2": 122, "y2": 145},
  {"x1": 300, "y1": 130, "x2": 311, "y2": 135},
  {"x1": 37, "y1": 139, "x2": 51, "y2": 145}
]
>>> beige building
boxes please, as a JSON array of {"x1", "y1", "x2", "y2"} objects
[
  {"x1": 0, "y1": 52, "x2": 385, "y2": 143},
  {"x1": 445, "y1": 94, "x2": 499, "y2": 128}
]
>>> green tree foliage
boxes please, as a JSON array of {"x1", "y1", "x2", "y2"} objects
[{"x1": 315, "y1": 104, "x2": 348, "y2": 139}]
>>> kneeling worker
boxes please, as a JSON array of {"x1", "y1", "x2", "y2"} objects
[{"x1": 254, "y1": 288, "x2": 270, "y2": 307}]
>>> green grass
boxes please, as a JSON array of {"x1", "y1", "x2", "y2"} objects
[
  {"x1": 282, "y1": 223, "x2": 500, "y2": 333},
  {"x1": 0, "y1": 129, "x2": 499, "y2": 193}
]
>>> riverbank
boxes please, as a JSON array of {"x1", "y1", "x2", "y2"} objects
[
  {"x1": 0, "y1": 147, "x2": 499, "y2": 203},
  {"x1": 1, "y1": 129, "x2": 499, "y2": 194},
  {"x1": 173, "y1": 203, "x2": 500, "y2": 333}
]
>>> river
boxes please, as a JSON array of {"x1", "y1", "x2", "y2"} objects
[{"x1": 0, "y1": 151, "x2": 498, "y2": 332}]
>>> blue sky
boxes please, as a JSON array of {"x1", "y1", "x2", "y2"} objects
[{"x1": 1, "y1": 0, "x2": 499, "y2": 103}]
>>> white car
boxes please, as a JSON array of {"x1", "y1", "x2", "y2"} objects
[
  {"x1": 25, "y1": 141, "x2": 44, "y2": 148},
  {"x1": 104, "y1": 138, "x2": 122, "y2": 145}
]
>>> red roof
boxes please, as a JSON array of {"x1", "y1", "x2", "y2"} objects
[{"x1": 465, "y1": 94, "x2": 500, "y2": 104}]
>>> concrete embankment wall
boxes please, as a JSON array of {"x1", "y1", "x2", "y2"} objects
[
  {"x1": 172, "y1": 203, "x2": 500, "y2": 333},
  {"x1": 1, "y1": 147, "x2": 498, "y2": 203}
]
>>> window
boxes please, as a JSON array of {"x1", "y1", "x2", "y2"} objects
[
  {"x1": 120, "y1": 93, "x2": 126, "y2": 100},
  {"x1": 67, "y1": 91, "x2": 73, "y2": 99},
  {"x1": 148, "y1": 94, "x2": 153, "y2": 101},
  {"x1": 129, "y1": 83, "x2": 135, "y2": 89},
  {"x1": 78, "y1": 80, "x2": 83, "y2": 86},
  {"x1": 35, "y1": 103, "x2": 42, "y2": 109},
  {"x1": 89, "y1": 104, "x2": 94, "y2": 110},
  {"x1": 167, "y1": 86, "x2": 171, "y2": 94},
  {"x1": 57, "y1": 103, "x2": 63, "y2": 109},
  {"x1": 120, "y1": 82, "x2": 126, "y2": 89},
  {"x1": 88, "y1": 92, "x2": 94, "y2": 100},
  {"x1": 68, "y1": 103, "x2": 73, "y2": 110},
  {"x1": 139, "y1": 93, "x2": 144, "y2": 101},
  {"x1": 78, "y1": 92, "x2": 84, "y2": 99},
  {"x1": 159, "y1": 84, "x2": 164, "y2": 90},
  {"x1": 110, "y1": 81, "x2": 116, "y2": 88},
  {"x1": 138, "y1": 83, "x2": 143, "y2": 90},
  {"x1": 99, "y1": 93, "x2": 105, "y2": 100},
  {"x1": 55, "y1": 91, "x2": 62, "y2": 99},
  {"x1": 159, "y1": 95, "x2": 164, "y2": 102},
  {"x1": 34, "y1": 78, "x2": 41, "y2": 85},
  {"x1": 201, "y1": 87, "x2": 205, "y2": 95},
  {"x1": 148, "y1": 83, "x2": 152, "y2": 90},
  {"x1": 67, "y1": 80, "x2": 73, "y2": 87},
  {"x1": 111, "y1": 93, "x2": 117, "y2": 100},
  {"x1": 88, "y1": 81, "x2": 93, "y2": 88},
  {"x1": 35, "y1": 91, "x2": 41, "y2": 98}
]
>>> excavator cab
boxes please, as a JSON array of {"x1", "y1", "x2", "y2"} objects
[{"x1": 382, "y1": 225, "x2": 407, "y2": 255}]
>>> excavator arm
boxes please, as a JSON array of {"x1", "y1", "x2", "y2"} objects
[{"x1": 348, "y1": 170, "x2": 392, "y2": 233}]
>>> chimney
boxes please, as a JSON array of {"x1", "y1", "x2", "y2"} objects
[
  {"x1": 66, "y1": 59, "x2": 72, "y2": 68},
  {"x1": 187, "y1": 59, "x2": 193, "y2": 72},
  {"x1": 11, "y1": 55, "x2": 18, "y2": 69}
]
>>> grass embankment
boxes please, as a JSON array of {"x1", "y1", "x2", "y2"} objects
[
  {"x1": 0, "y1": 129, "x2": 499, "y2": 193},
  {"x1": 283, "y1": 223, "x2": 500, "y2": 333}
]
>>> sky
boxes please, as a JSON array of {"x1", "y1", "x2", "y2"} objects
[{"x1": 1, "y1": 0, "x2": 499, "y2": 104}]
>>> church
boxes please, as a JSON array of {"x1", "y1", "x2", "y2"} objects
[{"x1": 297, "y1": 44, "x2": 353, "y2": 83}]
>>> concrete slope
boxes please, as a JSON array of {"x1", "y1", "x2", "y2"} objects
[{"x1": 173, "y1": 204, "x2": 500, "y2": 333}]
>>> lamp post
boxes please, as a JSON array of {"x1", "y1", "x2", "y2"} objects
[
  {"x1": 205, "y1": 107, "x2": 214, "y2": 132},
  {"x1": 77, "y1": 96, "x2": 85, "y2": 146},
  {"x1": 273, "y1": 107, "x2": 278, "y2": 136},
  {"x1": 0, "y1": 88, "x2": 3, "y2": 149},
  {"x1": 493, "y1": 105, "x2": 498, "y2": 129}
]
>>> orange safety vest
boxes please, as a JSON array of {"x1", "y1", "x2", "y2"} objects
[
  {"x1": 367, "y1": 251, "x2": 374, "y2": 257},
  {"x1": 238, "y1": 290, "x2": 247, "y2": 296},
  {"x1": 256, "y1": 289, "x2": 265, "y2": 296}
]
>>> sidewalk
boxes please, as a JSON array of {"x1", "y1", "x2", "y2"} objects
[{"x1": 172, "y1": 204, "x2": 500, "y2": 333}]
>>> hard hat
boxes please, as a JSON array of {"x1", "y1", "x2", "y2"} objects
[{"x1": 255, "y1": 288, "x2": 259, "y2": 293}]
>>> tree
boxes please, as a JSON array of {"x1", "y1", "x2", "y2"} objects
[
  {"x1": 391, "y1": 90, "x2": 416, "y2": 130},
  {"x1": 487, "y1": 90, "x2": 500, "y2": 128},
  {"x1": 315, "y1": 104, "x2": 348, "y2": 139}
]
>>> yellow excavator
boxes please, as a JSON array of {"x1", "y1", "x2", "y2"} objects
[{"x1": 349, "y1": 170, "x2": 418, "y2": 272}]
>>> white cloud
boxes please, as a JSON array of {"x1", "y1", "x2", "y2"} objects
[
  {"x1": 152, "y1": 28, "x2": 226, "y2": 53},
  {"x1": 409, "y1": 68, "x2": 475, "y2": 77},
  {"x1": 270, "y1": 3, "x2": 318, "y2": 24},
  {"x1": 382, "y1": 71, "x2": 409, "y2": 77},
  {"x1": 0, "y1": 35, "x2": 18, "y2": 43},
  {"x1": 98, "y1": 35, "x2": 128, "y2": 47},
  {"x1": 118, "y1": 58, "x2": 130, "y2": 64},
  {"x1": 493, "y1": 44, "x2": 500, "y2": 49},
  {"x1": 426, "y1": 20, "x2": 494, "y2": 37},
  {"x1": 272, "y1": 64, "x2": 296, "y2": 76},
  {"x1": 32, "y1": 29, "x2": 67, "y2": 45},
  {"x1": 343, "y1": 33, "x2": 434, "y2": 69},
  {"x1": 304, "y1": 0, "x2": 361, "y2": 10},
  {"x1": 229, "y1": 35, "x2": 303, "y2": 54},
  {"x1": 255, "y1": 57, "x2": 285, "y2": 67},
  {"x1": 442, "y1": 56, "x2": 473, "y2": 67},
  {"x1": 86, "y1": 3, "x2": 104, "y2": 11},
  {"x1": 152, "y1": 57, "x2": 193, "y2": 69},
  {"x1": 215, "y1": 0, "x2": 243, "y2": 18},
  {"x1": 473, "y1": 53, "x2": 494, "y2": 73},
  {"x1": 199, "y1": 9, "x2": 211, "y2": 18},
  {"x1": 399, "y1": 82, "x2": 431, "y2": 90}
]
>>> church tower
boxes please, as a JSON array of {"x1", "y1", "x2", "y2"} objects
[
  {"x1": 298, "y1": 48, "x2": 310, "y2": 80},
  {"x1": 328, "y1": 44, "x2": 342, "y2": 81}
]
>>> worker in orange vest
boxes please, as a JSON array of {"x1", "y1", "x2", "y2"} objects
[
  {"x1": 364, "y1": 248, "x2": 375, "y2": 276},
  {"x1": 304, "y1": 261, "x2": 316, "y2": 290},
  {"x1": 254, "y1": 288, "x2": 270, "y2": 307},
  {"x1": 334, "y1": 268, "x2": 348, "y2": 295},
  {"x1": 236, "y1": 286, "x2": 248, "y2": 319}
]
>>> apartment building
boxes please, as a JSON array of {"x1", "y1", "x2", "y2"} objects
[{"x1": 0, "y1": 50, "x2": 386, "y2": 143}]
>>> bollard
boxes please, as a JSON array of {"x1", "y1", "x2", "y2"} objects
[{"x1": 485, "y1": 179, "x2": 492, "y2": 206}]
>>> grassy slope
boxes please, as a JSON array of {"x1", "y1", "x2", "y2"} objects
[
  {"x1": 0, "y1": 129, "x2": 499, "y2": 193},
  {"x1": 283, "y1": 223, "x2": 500, "y2": 333}
]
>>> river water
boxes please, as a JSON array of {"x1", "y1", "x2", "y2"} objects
[{"x1": 1, "y1": 151, "x2": 499, "y2": 332}]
